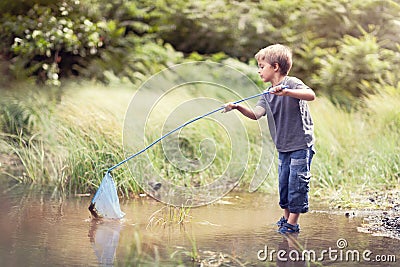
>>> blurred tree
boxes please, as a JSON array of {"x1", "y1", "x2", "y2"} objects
[
  {"x1": 0, "y1": 0, "x2": 53, "y2": 15},
  {"x1": 0, "y1": 0, "x2": 183, "y2": 85},
  {"x1": 1, "y1": 0, "x2": 399, "y2": 106},
  {"x1": 154, "y1": 0, "x2": 301, "y2": 60},
  {"x1": 300, "y1": 0, "x2": 400, "y2": 49},
  {"x1": 311, "y1": 30, "x2": 400, "y2": 107}
]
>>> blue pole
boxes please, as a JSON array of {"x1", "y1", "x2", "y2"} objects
[{"x1": 107, "y1": 85, "x2": 288, "y2": 172}]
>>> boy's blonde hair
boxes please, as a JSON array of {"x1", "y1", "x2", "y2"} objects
[{"x1": 255, "y1": 44, "x2": 292, "y2": 75}]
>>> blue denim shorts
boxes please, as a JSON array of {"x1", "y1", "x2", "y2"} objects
[{"x1": 278, "y1": 146, "x2": 314, "y2": 213}]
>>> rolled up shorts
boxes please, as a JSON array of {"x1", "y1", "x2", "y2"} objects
[{"x1": 278, "y1": 146, "x2": 314, "y2": 213}]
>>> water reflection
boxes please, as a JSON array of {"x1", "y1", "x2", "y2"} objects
[
  {"x1": 276, "y1": 234, "x2": 307, "y2": 267},
  {"x1": 0, "y1": 177, "x2": 399, "y2": 266},
  {"x1": 88, "y1": 219, "x2": 122, "y2": 266}
]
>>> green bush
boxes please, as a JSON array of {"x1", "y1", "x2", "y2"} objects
[
  {"x1": 311, "y1": 31, "x2": 400, "y2": 107},
  {"x1": 0, "y1": 0, "x2": 183, "y2": 85},
  {"x1": 1, "y1": 0, "x2": 400, "y2": 107},
  {"x1": 1, "y1": 1, "x2": 106, "y2": 85},
  {"x1": 154, "y1": 0, "x2": 298, "y2": 59}
]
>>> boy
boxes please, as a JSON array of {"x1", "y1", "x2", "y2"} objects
[{"x1": 224, "y1": 44, "x2": 315, "y2": 234}]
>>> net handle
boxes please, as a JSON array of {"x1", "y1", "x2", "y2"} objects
[{"x1": 108, "y1": 85, "x2": 288, "y2": 172}]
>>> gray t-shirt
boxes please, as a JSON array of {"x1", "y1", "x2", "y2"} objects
[{"x1": 256, "y1": 76, "x2": 315, "y2": 152}]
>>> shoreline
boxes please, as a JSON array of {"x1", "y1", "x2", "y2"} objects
[{"x1": 1, "y1": 157, "x2": 399, "y2": 240}]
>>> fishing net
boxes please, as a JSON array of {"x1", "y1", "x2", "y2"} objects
[
  {"x1": 88, "y1": 62, "x2": 279, "y2": 218},
  {"x1": 89, "y1": 172, "x2": 125, "y2": 219}
]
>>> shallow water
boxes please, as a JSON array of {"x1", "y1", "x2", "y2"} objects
[{"x1": 0, "y1": 178, "x2": 399, "y2": 267}]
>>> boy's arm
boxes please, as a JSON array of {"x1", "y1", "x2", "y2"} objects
[
  {"x1": 223, "y1": 103, "x2": 266, "y2": 120},
  {"x1": 272, "y1": 87, "x2": 315, "y2": 101}
]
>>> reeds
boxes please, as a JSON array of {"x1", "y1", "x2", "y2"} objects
[
  {"x1": 146, "y1": 205, "x2": 192, "y2": 229},
  {"x1": 1, "y1": 82, "x2": 399, "y2": 204},
  {"x1": 310, "y1": 90, "x2": 400, "y2": 205}
]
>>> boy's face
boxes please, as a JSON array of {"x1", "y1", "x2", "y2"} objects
[{"x1": 257, "y1": 59, "x2": 275, "y2": 83}]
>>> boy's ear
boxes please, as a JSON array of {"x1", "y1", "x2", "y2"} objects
[{"x1": 272, "y1": 63, "x2": 280, "y2": 72}]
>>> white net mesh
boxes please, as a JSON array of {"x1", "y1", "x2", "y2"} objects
[{"x1": 91, "y1": 172, "x2": 125, "y2": 219}]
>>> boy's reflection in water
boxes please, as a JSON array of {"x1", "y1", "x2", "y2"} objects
[
  {"x1": 276, "y1": 233, "x2": 307, "y2": 267},
  {"x1": 88, "y1": 219, "x2": 122, "y2": 266}
]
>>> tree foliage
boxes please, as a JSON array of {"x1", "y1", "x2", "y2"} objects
[
  {"x1": 312, "y1": 31, "x2": 400, "y2": 106},
  {"x1": 152, "y1": 0, "x2": 400, "y2": 105},
  {"x1": 1, "y1": 0, "x2": 400, "y2": 106},
  {"x1": 0, "y1": 0, "x2": 183, "y2": 86}
]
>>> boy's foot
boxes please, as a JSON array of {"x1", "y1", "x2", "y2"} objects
[
  {"x1": 278, "y1": 222, "x2": 300, "y2": 234},
  {"x1": 276, "y1": 216, "x2": 287, "y2": 228}
]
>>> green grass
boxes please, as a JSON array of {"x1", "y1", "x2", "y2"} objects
[
  {"x1": 1, "y1": 81, "x2": 399, "y2": 207},
  {"x1": 146, "y1": 205, "x2": 192, "y2": 229},
  {"x1": 0, "y1": 82, "x2": 141, "y2": 196},
  {"x1": 310, "y1": 90, "x2": 400, "y2": 207}
]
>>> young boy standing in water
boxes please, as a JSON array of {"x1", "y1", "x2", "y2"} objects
[{"x1": 224, "y1": 44, "x2": 315, "y2": 234}]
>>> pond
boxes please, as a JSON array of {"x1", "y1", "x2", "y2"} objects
[{"x1": 0, "y1": 177, "x2": 399, "y2": 267}]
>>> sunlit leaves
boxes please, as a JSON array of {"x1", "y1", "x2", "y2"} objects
[
  {"x1": 0, "y1": 0, "x2": 181, "y2": 86},
  {"x1": 312, "y1": 31, "x2": 397, "y2": 107},
  {"x1": 1, "y1": 0, "x2": 400, "y2": 102}
]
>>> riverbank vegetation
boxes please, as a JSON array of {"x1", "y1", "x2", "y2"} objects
[
  {"x1": 1, "y1": 82, "x2": 399, "y2": 207},
  {"x1": 1, "y1": 0, "x2": 399, "y2": 208}
]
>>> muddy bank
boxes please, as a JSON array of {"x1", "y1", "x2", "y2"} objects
[
  {"x1": 354, "y1": 189, "x2": 400, "y2": 239},
  {"x1": 326, "y1": 189, "x2": 400, "y2": 240},
  {"x1": 358, "y1": 211, "x2": 400, "y2": 240}
]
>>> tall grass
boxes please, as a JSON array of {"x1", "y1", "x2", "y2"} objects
[
  {"x1": 55, "y1": 85, "x2": 145, "y2": 196},
  {"x1": 310, "y1": 89, "x2": 400, "y2": 206},
  {"x1": 1, "y1": 82, "x2": 399, "y2": 206},
  {"x1": 0, "y1": 82, "x2": 142, "y2": 195}
]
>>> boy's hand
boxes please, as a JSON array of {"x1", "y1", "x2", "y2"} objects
[
  {"x1": 222, "y1": 103, "x2": 237, "y2": 113},
  {"x1": 270, "y1": 84, "x2": 288, "y2": 95}
]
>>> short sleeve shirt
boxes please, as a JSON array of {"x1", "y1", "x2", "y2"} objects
[{"x1": 256, "y1": 76, "x2": 315, "y2": 152}]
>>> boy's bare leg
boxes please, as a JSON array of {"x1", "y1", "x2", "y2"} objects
[
  {"x1": 288, "y1": 213, "x2": 300, "y2": 225},
  {"x1": 284, "y1": 209, "x2": 300, "y2": 225},
  {"x1": 284, "y1": 208, "x2": 290, "y2": 220}
]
